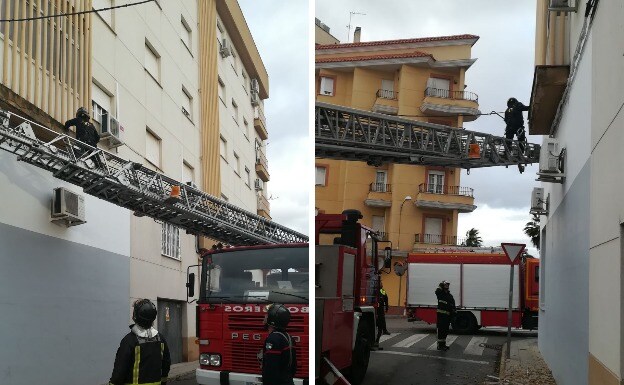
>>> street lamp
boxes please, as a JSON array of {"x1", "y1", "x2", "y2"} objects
[{"x1": 396, "y1": 195, "x2": 412, "y2": 307}]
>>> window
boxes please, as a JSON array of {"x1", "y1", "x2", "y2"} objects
[
  {"x1": 218, "y1": 76, "x2": 226, "y2": 104},
  {"x1": 231, "y1": 47, "x2": 238, "y2": 73},
  {"x1": 93, "y1": 0, "x2": 113, "y2": 27},
  {"x1": 243, "y1": 118, "x2": 249, "y2": 138},
  {"x1": 315, "y1": 166, "x2": 327, "y2": 186},
  {"x1": 319, "y1": 77, "x2": 334, "y2": 96},
  {"x1": 181, "y1": 16, "x2": 192, "y2": 50},
  {"x1": 146, "y1": 129, "x2": 161, "y2": 167},
  {"x1": 161, "y1": 223, "x2": 180, "y2": 260},
  {"x1": 245, "y1": 167, "x2": 251, "y2": 187},
  {"x1": 220, "y1": 136, "x2": 227, "y2": 161},
  {"x1": 426, "y1": 77, "x2": 451, "y2": 98},
  {"x1": 372, "y1": 215, "x2": 385, "y2": 235},
  {"x1": 231, "y1": 99, "x2": 239, "y2": 124},
  {"x1": 373, "y1": 170, "x2": 388, "y2": 192},
  {"x1": 424, "y1": 217, "x2": 443, "y2": 244},
  {"x1": 234, "y1": 152, "x2": 240, "y2": 175},
  {"x1": 242, "y1": 71, "x2": 248, "y2": 93},
  {"x1": 145, "y1": 40, "x2": 160, "y2": 82},
  {"x1": 183, "y1": 161, "x2": 194, "y2": 183},
  {"x1": 91, "y1": 82, "x2": 112, "y2": 132},
  {"x1": 380, "y1": 79, "x2": 395, "y2": 99},
  {"x1": 182, "y1": 86, "x2": 192, "y2": 120},
  {"x1": 427, "y1": 171, "x2": 445, "y2": 194}
]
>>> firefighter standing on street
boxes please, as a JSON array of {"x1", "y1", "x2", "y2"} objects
[
  {"x1": 504, "y1": 97, "x2": 530, "y2": 173},
  {"x1": 261, "y1": 303, "x2": 297, "y2": 385},
  {"x1": 375, "y1": 282, "x2": 390, "y2": 346},
  {"x1": 435, "y1": 281, "x2": 456, "y2": 351},
  {"x1": 109, "y1": 299, "x2": 171, "y2": 385}
]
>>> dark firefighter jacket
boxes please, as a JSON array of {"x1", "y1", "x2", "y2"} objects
[
  {"x1": 435, "y1": 288, "x2": 456, "y2": 317},
  {"x1": 64, "y1": 117, "x2": 100, "y2": 147},
  {"x1": 504, "y1": 102, "x2": 530, "y2": 128},
  {"x1": 109, "y1": 325, "x2": 171, "y2": 385},
  {"x1": 262, "y1": 329, "x2": 297, "y2": 385}
]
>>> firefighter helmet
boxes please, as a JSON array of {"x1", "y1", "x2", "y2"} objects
[
  {"x1": 76, "y1": 107, "x2": 90, "y2": 119},
  {"x1": 265, "y1": 303, "x2": 290, "y2": 329},
  {"x1": 507, "y1": 97, "x2": 518, "y2": 108},
  {"x1": 132, "y1": 299, "x2": 157, "y2": 328},
  {"x1": 440, "y1": 280, "x2": 450, "y2": 288}
]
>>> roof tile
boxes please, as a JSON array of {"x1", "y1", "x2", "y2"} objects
[
  {"x1": 316, "y1": 51, "x2": 433, "y2": 63},
  {"x1": 316, "y1": 34, "x2": 479, "y2": 50}
]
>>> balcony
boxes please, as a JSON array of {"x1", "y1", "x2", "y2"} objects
[
  {"x1": 255, "y1": 149, "x2": 270, "y2": 182},
  {"x1": 375, "y1": 231, "x2": 389, "y2": 241},
  {"x1": 254, "y1": 106, "x2": 268, "y2": 140},
  {"x1": 421, "y1": 87, "x2": 480, "y2": 122},
  {"x1": 365, "y1": 182, "x2": 392, "y2": 208},
  {"x1": 414, "y1": 183, "x2": 476, "y2": 213},
  {"x1": 372, "y1": 89, "x2": 399, "y2": 115},
  {"x1": 257, "y1": 194, "x2": 271, "y2": 219},
  {"x1": 414, "y1": 233, "x2": 466, "y2": 245}
]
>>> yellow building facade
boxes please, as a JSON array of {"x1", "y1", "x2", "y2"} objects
[{"x1": 315, "y1": 34, "x2": 480, "y2": 310}]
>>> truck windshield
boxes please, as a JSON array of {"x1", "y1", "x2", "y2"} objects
[{"x1": 202, "y1": 246, "x2": 308, "y2": 304}]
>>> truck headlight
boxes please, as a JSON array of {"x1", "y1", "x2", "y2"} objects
[
  {"x1": 200, "y1": 353, "x2": 221, "y2": 367},
  {"x1": 209, "y1": 354, "x2": 221, "y2": 367}
]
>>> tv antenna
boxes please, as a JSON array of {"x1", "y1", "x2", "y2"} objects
[{"x1": 347, "y1": 11, "x2": 366, "y2": 42}]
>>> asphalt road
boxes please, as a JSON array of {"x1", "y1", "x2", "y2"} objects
[
  {"x1": 363, "y1": 318, "x2": 537, "y2": 385},
  {"x1": 169, "y1": 371, "x2": 197, "y2": 385}
]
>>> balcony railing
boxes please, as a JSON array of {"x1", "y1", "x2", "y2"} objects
[
  {"x1": 254, "y1": 105, "x2": 266, "y2": 127},
  {"x1": 369, "y1": 182, "x2": 392, "y2": 193},
  {"x1": 374, "y1": 231, "x2": 389, "y2": 241},
  {"x1": 415, "y1": 233, "x2": 466, "y2": 245},
  {"x1": 418, "y1": 184, "x2": 473, "y2": 197},
  {"x1": 424, "y1": 87, "x2": 478, "y2": 103},
  {"x1": 376, "y1": 89, "x2": 398, "y2": 100}
]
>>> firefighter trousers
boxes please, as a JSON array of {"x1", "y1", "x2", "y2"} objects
[{"x1": 436, "y1": 313, "x2": 451, "y2": 342}]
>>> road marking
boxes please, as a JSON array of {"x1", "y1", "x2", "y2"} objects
[
  {"x1": 372, "y1": 349, "x2": 489, "y2": 365},
  {"x1": 427, "y1": 335, "x2": 458, "y2": 350},
  {"x1": 464, "y1": 336, "x2": 488, "y2": 356},
  {"x1": 392, "y1": 333, "x2": 429, "y2": 348},
  {"x1": 379, "y1": 333, "x2": 399, "y2": 343}
]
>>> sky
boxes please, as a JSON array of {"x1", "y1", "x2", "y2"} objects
[
  {"x1": 316, "y1": 0, "x2": 541, "y2": 256},
  {"x1": 238, "y1": 0, "x2": 310, "y2": 236}
]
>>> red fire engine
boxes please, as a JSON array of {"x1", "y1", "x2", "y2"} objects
[
  {"x1": 405, "y1": 252, "x2": 539, "y2": 333},
  {"x1": 315, "y1": 210, "x2": 389, "y2": 385},
  {"x1": 187, "y1": 243, "x2": 309, "y2": 385}
]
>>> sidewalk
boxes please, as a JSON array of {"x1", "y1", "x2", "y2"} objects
[
  {"x1": 495, "y1": 338, "x2": 556, "y2": 385},
  {"x1": 168, "y1": 360, "x2": 199, "y2": 380}
]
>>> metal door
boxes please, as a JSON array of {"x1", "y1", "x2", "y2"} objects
[{"x1": 157, "y1": 299, "x2": 183, "y2": 364}]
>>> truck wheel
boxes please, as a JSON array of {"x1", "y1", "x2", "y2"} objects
[
  {"x1": 452, "y1": 312, "x2": 478, "y2": 334},
  {"x1": 347, "y1": 321, "x2": 371, "y2": 385}
]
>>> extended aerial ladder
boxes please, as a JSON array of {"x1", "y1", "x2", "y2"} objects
[
  {"x1": 316, "y1": 102, "x2": 540, "y2": 169},
  {"x1": 0, "y1": 108, "x2": 308, "y2": 246}
]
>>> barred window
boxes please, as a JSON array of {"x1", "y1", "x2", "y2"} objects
[{"x1": 161, "y1": 223, "x2": 180, "y2": 260}]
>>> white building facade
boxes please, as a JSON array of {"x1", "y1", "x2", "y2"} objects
[{"x1": 531, "y1": 1, "x2": 624, "y2": 384}]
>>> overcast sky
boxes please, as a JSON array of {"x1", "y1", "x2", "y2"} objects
[
  {"x1": 316, "y1": 0, "x2": 540, "y2": 255},
  {"x1": 239, "y1": 0, "x2": 310, "y2": 236}
]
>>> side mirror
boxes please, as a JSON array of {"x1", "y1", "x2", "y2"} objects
[
  {"x1": 186, "y1": 272, "x2": 195, "y2": 299},
  {"x1": 384, "y1": 247, "x2": 392, "y2": 269}
]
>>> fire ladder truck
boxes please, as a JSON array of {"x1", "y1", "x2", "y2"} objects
[
  {"x1": 0, "y1": 108, "x2": 307, "y2": 245},
  {"x1": 315, "y1": 102, "x2": 541, "y2": 385}
]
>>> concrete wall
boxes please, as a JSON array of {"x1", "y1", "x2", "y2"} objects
[
  {"x1": 0, "y1": 153, "x2": 130, "y2": 385},
  {"x1": 91, "y1": 0, "x2": 201, "y2": 362}
]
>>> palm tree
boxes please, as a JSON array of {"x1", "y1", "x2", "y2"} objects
[
  {"x1": 524, "y1": 214, "x2": 541, "y2": 250},
  {"x1": 465, "y1": 228, "x2": 483, "y2": 247}
]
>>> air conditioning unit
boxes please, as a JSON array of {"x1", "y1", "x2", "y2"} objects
[
  {"x1": 50, "y1": 187, "x2": 86, "y2": 227},
  {"x1": 536, "y1": 138, "x2": 566, "y2": 183},
  {"x1": 98, "y1": 113, "x2": 124, "y2": 149},
  {"x1": 220, "y1": 38, "x2": 231, "y2": 58},
  {"x1": 254, "y1": 178, "x2": 263, "y2": 191},
  {"x1": 251, "y1": 78, "x2": 259, "y2": 93},
  {"x1": 529, "y1": 187, "x2": 548, "y2": 215},
  {"x1": 548, "y1": 0, "x2": 577, "y2": 12},
  {"x1": 250, "y1": 91, "x2": 259, "y2": 106}
]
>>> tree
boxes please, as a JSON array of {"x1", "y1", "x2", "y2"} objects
[
  {"x1": 465, "y1": 228, "x2": 483, "y2": 247},
  {"x1": 524, "y1": 214, "x2": 541, "y2": 250}
]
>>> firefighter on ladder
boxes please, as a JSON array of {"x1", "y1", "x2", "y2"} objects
[
  {"x1": 260, "y1": 303, "x2": 297, "y2": 385},
  {"x1": 64, "y1": 107, "x2": 102, "y2": 167},
  {"x1": 435, "y1": 281, "x2": 456, "y2": 351},
  {"x1": 109, "y1": 299, "x2": 171, "y2": 385},
  {"x1": 504, "y1": 97, "x2": 530, "y2": 174}
]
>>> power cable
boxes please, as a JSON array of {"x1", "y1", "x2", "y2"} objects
[{"x1": 0, "y1": 0, "x2": 155, "y2": 22}]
